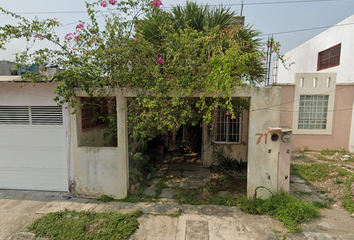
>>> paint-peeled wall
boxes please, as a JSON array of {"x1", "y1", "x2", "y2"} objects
[{"x1": 70, "y1": 90, "x2": 128, "y2": 199}]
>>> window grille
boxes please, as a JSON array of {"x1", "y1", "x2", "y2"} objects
[{"x1": 214, "y1": 109, "x2": 242, "y2": 143}]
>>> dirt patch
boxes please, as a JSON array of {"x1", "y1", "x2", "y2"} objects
[{"x1": 208, "y1": 173, "x2": 247, "y2": 195}]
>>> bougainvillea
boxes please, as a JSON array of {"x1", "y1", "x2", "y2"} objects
[{"x1": 0, "y1": 0, "x2": 286, "y2": 151}]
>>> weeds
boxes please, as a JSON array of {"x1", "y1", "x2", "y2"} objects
[
  {"x1": 342, "y1": 178, "x2": 354, "y2": 213},
  {"x1": 237, "y1": 192, "x2": 320, "y2": 233},
  {"x1": 311, "y1": 201, "x2": 329, "y2": 209},
  {"x1": 100, "y1": 195, "x2": 114, "y2": 203},
  {"x1": 28, "y1": 209, "x2": 142, "y2": 240},
  {"x1": 291, "y1": 163, "x2": 331, "y2": 182},
  {"x1": 320, "y1": 149, "x2": 347, "y2": 156}
]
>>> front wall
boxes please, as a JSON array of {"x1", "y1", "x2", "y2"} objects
[
  {"x1": 278, "y1": 84, "x2": 354, "y2": 151},
  {"x1": 292, "y1": 85, "x2": 354, "y2": 151}
]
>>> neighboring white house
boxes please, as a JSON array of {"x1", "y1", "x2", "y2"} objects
[{"x1": 274, "y1": 14, "x2": 354, "y2": 152}]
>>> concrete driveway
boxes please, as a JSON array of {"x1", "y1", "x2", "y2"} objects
[{"x1": 1, "y1": 190, "x2": 353, "y2": 240}]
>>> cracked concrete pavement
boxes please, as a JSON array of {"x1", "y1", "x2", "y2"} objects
[{"x1": 1, "y1": 190, "x2": 354, "y2": 240}]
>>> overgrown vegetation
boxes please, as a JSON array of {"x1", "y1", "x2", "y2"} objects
[
  {"x1": 291, "y1": 163, "x2": 332, "y2": 182},
  {"x1": 237, "y1": 192, "x2": 320, "y2": 233},
  {"x1": 28, "y1": 210, "x2": 142, "y2": 240},
  {"x1": 343, "y1": 178, "x2": 354, "y2": 213},
  {"x1": 320, "y1": 149, "x2": 347, "y2": 156}
]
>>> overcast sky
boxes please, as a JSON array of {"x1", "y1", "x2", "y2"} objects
[{"x1": 1, "y1": 0, "x2": 354, "y2": 61}]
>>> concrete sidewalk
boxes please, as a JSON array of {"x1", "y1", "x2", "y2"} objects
[{"x1": 1, "y1": 190, "x2": 353, "y2": 240}]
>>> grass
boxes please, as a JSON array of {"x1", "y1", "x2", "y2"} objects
[
  {"x1": 100, "y1": 195, "x2": 114, "y2": 203},
  {"x1": 291, "y1": 163, "x2": 331, "y2": 182},
  {"x1": 28, "y1": 209, "x2": 142, "y2": 240},
  {"x1": 237, "y1": 192, "x2": 321, "y2": 233},
  {"x1": 311, "y1": 201, "x2": 329, "y2": 209},
  {"x1": 320, "y1": 149, "x2": 347, "y2": 156},
  {"x1": 342, "y1": 178, "x2": 354, "y2": 213}
]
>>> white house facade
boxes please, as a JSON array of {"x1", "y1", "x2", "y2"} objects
[
  {"x1": 0, "y1": 77, "x2": 73, "y2": 192},
  {"x1": 274, "y1": 14, "x2": 354, "y2": 152}
]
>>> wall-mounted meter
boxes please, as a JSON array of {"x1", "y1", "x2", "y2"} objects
[{"x1": 281, "y1": 133, "x2": 292, "y2": 143}]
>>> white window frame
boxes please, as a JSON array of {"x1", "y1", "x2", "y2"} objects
[{"x1": 214, "y1": 109, "x2": 242, "y2": 144}]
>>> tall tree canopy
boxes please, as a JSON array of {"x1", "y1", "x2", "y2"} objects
[{"x1": 0, "y1": 0, "x2": 283, "y2": 149}]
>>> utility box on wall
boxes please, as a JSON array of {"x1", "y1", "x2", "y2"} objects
[{"x1": 268, "y1": 127, "x2": 292, "y2": 193}]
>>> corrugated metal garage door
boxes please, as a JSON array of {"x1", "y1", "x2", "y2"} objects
[{"x1": 0, "y1": 106, "x2": 67, "y2": 191}]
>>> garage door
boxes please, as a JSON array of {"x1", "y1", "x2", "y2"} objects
[{"x1": 0, "y1": 106, "x2": 68, "y2": 191}]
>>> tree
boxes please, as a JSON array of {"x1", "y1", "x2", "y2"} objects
[{"x1": 0, "y1": 0, "x2": 281, "y2": 152}]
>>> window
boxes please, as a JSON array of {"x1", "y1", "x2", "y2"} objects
[
  {"x1": 0, "y1": 106, "x2": 62, "y2": 125},
  {"x1": 317, "y1": 43, "x2": 341, "y2": 71},
  {"x1": 81, "y1": 97, "x2": 116, "y2": 131},
  {"x1": 298, "y1": 95, "x2": 329, "y2": 130},
  {"x1": 214, "y1": 109, "x2": 242, "y2": 143}
]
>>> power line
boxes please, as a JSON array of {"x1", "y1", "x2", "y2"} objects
[
  {"x1": 260, "y1": 22, "x2": 354, "y2": 36},
  {"x1": 0, "y1": 0, "x2": 349, "y2": 15}
]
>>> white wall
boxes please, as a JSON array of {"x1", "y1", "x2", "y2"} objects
[{"x1": 276, "y1": 14, "x2": 354, "y2": 84}]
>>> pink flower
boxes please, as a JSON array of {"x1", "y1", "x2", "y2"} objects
[
  {"x1": 83, "y1": 51, "x2": 86, "y2": 55},
  {"x1": 166, "y1": 78, "x2": 170, "y2": 81},
  {"x1": 109, "y1": 0, "x2": 117, "y2": 5},
  {"x1": 76, "y1": 23, "x2": 84, "y2": 29},
  {"x1": 65, "y1": 33, "x2": 72, "y2": 40},
  {"x1": 151, "y1": 0, "x2": 162, "y2": 7},
  {"x1": 231, "y1": 116, "x2": 236, "y2": 119},
  {"x1": 100, "y1": 1, "x2": 108, "y2": 7},
  {"x1": 226, "y1": 111, "x2": 229, "y2": 115},
  {"x1": 263, "y1": 58, "x2": 267, "y2": 61},
  {"x1": 74, "y1": 35, "x2": 81, "y2": 42},
  {"x1": 267, "y1": 44, "x2": 271, "y2": 47},
  {"x1": 215, "y1": 89, "x2": 219, "y2": 91},
  {"x1": 130, "y1": 82, "x2": 134, "y2": 85},
  {"x1": 157, "y1": 57, "x2": 164, "y2": 64},
  {"x1": 246, "y1": 43, "x2": 250, "y2": 46}
]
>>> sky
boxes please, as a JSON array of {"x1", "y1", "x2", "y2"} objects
[{"x1": 1, "y1": 0, "x2": 354, "y2": 61}]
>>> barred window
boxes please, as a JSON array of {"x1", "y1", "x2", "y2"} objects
[
  {"x1": 317, "y1": 44, "x2": 341, "y2": 71},
  {"x1": 298, "y1": 95, "x2": 329, "y2": 130},
  {"x1": 214, "y1": 109, "x2": 242, "y2": 143}
]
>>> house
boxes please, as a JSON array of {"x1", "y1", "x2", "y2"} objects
[
  {"x1": 0, "y1": 61, "x2": 292, "y2": 199},
  {"x1": 0, "y1": 75, "x2": 73, "y2": 192},
  {"x1": 274, "y1": 14, "x2": 354, "y2": 152}
]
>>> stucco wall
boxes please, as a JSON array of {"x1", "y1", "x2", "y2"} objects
[
  {"x1": 276, "y1": 14, "x2": 354, "y2": 84},
  {"x1": 278, "y1": 85, "x2": 294, "y2": 128},
  {"x1": 278, "y1": 84, "x2": 354, "y2": 151},
  {"x1": 72, "y1": 147, "x2": 124, "y2": 198},
  {"x1": 0, "y1": 82, "x2": 59, "y2": 106},
  {"x1": 71, "y1": 89, "x2": 128, "y2": 199},
  {"x1": 199, "y1": 86, "x2": 284, "y2": 199},
  {"x1": 202, "y1": 109, "x2": 248, "y2": 167}
]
